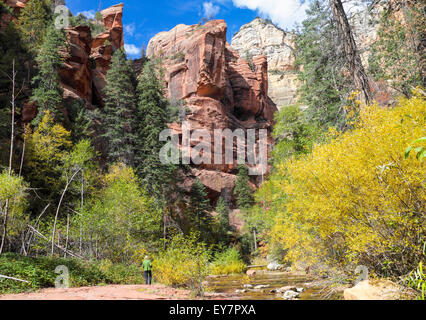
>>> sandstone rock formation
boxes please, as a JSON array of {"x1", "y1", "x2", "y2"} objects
[
  {"x1": 343, "y1": 280, "x2": 415, "y2": 300},
  {"x1": 89, "y1": 3, "x2": 124, "y2": 106},
  {"x1": 61, "y1": 3, "x2": 124, "y2": 107},
  {"x1": 5, "y1": 2, "x2": 124, "y2": 120},
  {"x1": 231, "y1": 7, "x2": 386, "y2": 109},
  {"x1": 231, "y1": 18, "x2": 299, "y2": 108},
  {"x1": 147, "y1": 20, "x2": 277, "y2": 204},
  {"x1": 60, "y1": 25, "x2": 93, "y2": 103}
]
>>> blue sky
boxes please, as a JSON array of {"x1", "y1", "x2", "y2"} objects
[{"x1": 66, "y1": 0, "x2": 311, "y2": 58}]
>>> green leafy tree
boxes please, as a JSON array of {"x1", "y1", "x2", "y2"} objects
[
  {"x1": 30, "y1": 25, "x2": 66, "y2": 125},
  {"x1": 0, "y1": 171, "x2": 29, "y2": 254},
  {"x1": 234, "y1": 165, "x2": 253, "y2": 210},
  {"x1": 272, "y1": 105, "x2": 319, "y2": 166},
  {"x1": 100, "y1": 49, "x2": 136, "y2": 166},
  {"x1": 24, "y1": 111, "x2": 72, "y2": 214},
  {"x1": 76, "y1": 164, "x2": 161, "y2": 261}
]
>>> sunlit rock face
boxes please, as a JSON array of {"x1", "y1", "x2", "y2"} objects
[
  {"x1": 231, "y1": 18, "x2": 300, "y2": 109},
  {"x1": 59, "y1": 3, "x2": 124, "y2": 107},
  {"x1": 147, "y1": 20, "x2": 277, "y2": 204},
  {"x1": 89, "y1": 3, "x2": 124, "y2": 107}
]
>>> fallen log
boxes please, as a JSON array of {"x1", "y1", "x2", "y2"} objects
[
  {"x1": 0, "y1": 274, "x2": 29, "y2": 283},
  {"x1": 27, "y1": 225, "x2": 84, "y2": 259}
]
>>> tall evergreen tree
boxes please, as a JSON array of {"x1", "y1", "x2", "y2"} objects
[
  {"x1": 0, "y1": 21, "x2": 28, "y2": 150},
  {"x1": 30, "y1": 25, "x2": 66, "y2": 125},
  {"x1": 17, "y1": 0, "x2": 51, "y2": 51},
  {"x1": 188, "y1": 178, "x2": 214, "y2": 244},
  {"x1": 100, "y1": 48, "x2": 136, "y2": 166},
  {"x1": 234, "y1": 165, "x2": 253, "y2": 210},
  {"x1": 215, "y1": 196, "x2": 231, "y2": 242},
  {"x1": 134, "y1": 59, "x2": 177, "y2": 196},
  {"x1": 295, "y1": 0, "x2": 350, "y2": 129}
]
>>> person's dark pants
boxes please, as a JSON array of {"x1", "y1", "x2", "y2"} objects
[{"x1": 144, "y1": 271, "x2": 152, "y2": 285}]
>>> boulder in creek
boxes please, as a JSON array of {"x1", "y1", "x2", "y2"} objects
[
  {"x1": 282, "y1": 290, "x2": 300, "y2": 300},
  {"x1": 343, "y1": 280, "x2": 413, "y2": 300},
  {"x1": 276, "y1": 286, "x2": 297, "y2": 293},
  {"x1": 246, "y1": 270, "x2": 257, "y2": 277},
  {"x1": 254, "y1": 284, "x2": 270, "y2": 290},
  {"x1": 267, "y1": 261, "x2": 284, "y2": 271},
  {"x1": 235, "y1": 289, "x2": 247, "y2": 294}
]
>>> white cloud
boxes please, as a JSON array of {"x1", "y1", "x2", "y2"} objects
[
  {"x1": 124, "y1": 23, "x2": 136, "y2": 36},
  {"x1": 231, "y1": 0, "x2": 309, "y2": 30},
  {"x1": 203, "y1": 2, "x2": 220, "y2": 18},
  {"x1": 124, "y1": 44, "x2": 141, "y2": 56},
  {"x1": 77, "y1": 10, "x2": 95, "y2": 20}
]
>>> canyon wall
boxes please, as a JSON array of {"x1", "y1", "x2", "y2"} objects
[
  {"x1": 231, "y1": 18, "x2": 299, "y2": 109},
  {"x1": 147, "y1": 20, "x2": 277, "y2": 203},
  {"x1": 231, "y1": 5, "x2": 383, "y2": 109},
  {"x1": 60, "y1": 3, "x2": 124, "y2": 107}
]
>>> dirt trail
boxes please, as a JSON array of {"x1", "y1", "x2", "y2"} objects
[{"x1": 0, "y1": 284, "x2": 237, "y2": 300}]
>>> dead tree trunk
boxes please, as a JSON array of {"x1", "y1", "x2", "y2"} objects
[
  {"x1": 51, "y1": 168, "x2": 81, "y2": 256},
  {"x1": 64, "y1": 213, "x2": 70, "y2": 258},
  {"x1": 19, "y1": 126, "x2": 27, "y2": 177},
  {"x1": 330, "y1": 0, "x2": 373, "y2": 103}
]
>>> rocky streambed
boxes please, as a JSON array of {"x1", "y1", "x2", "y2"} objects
[{"x1": 206, "y1": 271, "x2": 344, "y2": 300}]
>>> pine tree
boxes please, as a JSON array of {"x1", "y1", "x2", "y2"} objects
[
  {"x1": 215, "y1": 196, "x2": 231, "y2": 241},
  {"x1": 134, "y1": 59, "x2": 177, "y2": 196},
  {"x1": 0, "y1": 21, "x2": 28, "y2": 146},
  {"x1": 30, "y1": 25, "x2": 66, "y2": 125},
  {"x1": 100, "y1": 48, "x2": 136, "y2": 166},
  {"x1": 234, "y1": 165, "x2": 253, "y2": 210},
  {"x1": 17, "y1": 0, "x2": 51, "y2": 51},
  {"x1": 188, "y1": 178, "x2": 213, "y2": 244},
  {"x1": 295, "y1": 0, "x2": 350, "y2": 129}
]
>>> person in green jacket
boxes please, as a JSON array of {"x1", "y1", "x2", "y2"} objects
[{"x1": 142, "y1": 255, "x2": 152, "y2": 285}]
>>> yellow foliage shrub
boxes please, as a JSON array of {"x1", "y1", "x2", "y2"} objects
[
  {"x1": 271, "y1": 93, "x2": 425, "y2": 276},
  {"x1": 153, "y1": 234, "x2": 210, "y2": 288},
  {"x1": 209, "y1": 247, "x2": 247, "y2": 275}
]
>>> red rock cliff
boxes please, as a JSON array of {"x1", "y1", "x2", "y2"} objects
[
  {"x1": 61, "y1": 3, "x2": 124, "y2": 107},
  {"x1": 147, "y1": 20, "x2": 277, "y2": 203}
]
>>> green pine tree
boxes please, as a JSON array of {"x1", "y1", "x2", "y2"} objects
[
  {"x1": 234, "y1": 165, "x2": 253, "y2": 210},
  {"x1": 17, "y1": 0, "x2": 51, "y2": 51},
  {"x1": 294, "y1": 0, "x2": 350, "y2": 129},
  {"x1": 100, "y1": 48, "x2": 137, "y2": 166},
  {"x1": 0, "y1": 21, "x2": 28, "y2": 147},
  {"x1": 188, "y1": 178, "x2": 214, "y2": 244},
  {"x1": 215, "y1": 196, "x2": 231, "y2": 242},
  {"x1": 134, "y1": 59, "x2": 178, "y2": 197},
  {"x1": 30, "y1": 25, "x2": 66, "y2": 125}
]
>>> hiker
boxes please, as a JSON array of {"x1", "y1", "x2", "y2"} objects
[{"x1": 142, "y1": 255, "x2": 152, "y2": 285}]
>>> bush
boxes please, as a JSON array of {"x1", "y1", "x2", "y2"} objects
[
  {"x1": 210, "y1": 247, "x2": 247, "y2": 275},
  {"x1": 0, "y1": 253, "x2": 106, "y2": 294},
  {"x1": 270, "y1": 93, "x2": 426, "y2": 277},
  {"x1": 0, "y1": 253, "x2": 145, "y2": 294},
  {"x1": 96, "y1": 260, "x2": 144, "y2": 285},
  {"x1": 153, "y1": 234, "x2": 211, "y2": 290}
]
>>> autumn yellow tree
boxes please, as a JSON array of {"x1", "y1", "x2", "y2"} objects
[
  {"x1": 270, "y1": 92, "x2": 425, "y2": 276},
  {"x1": 24, "y1": 111, "x2": 72, "y2": 214}
]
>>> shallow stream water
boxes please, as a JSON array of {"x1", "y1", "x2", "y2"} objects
[{"x1": 206, "y1": 271, "x2": 343, "y2": 300}]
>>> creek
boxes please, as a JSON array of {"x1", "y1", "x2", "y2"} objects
[{"x1": 206, "y1": 271, "x2": 343, "y2": 300}]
